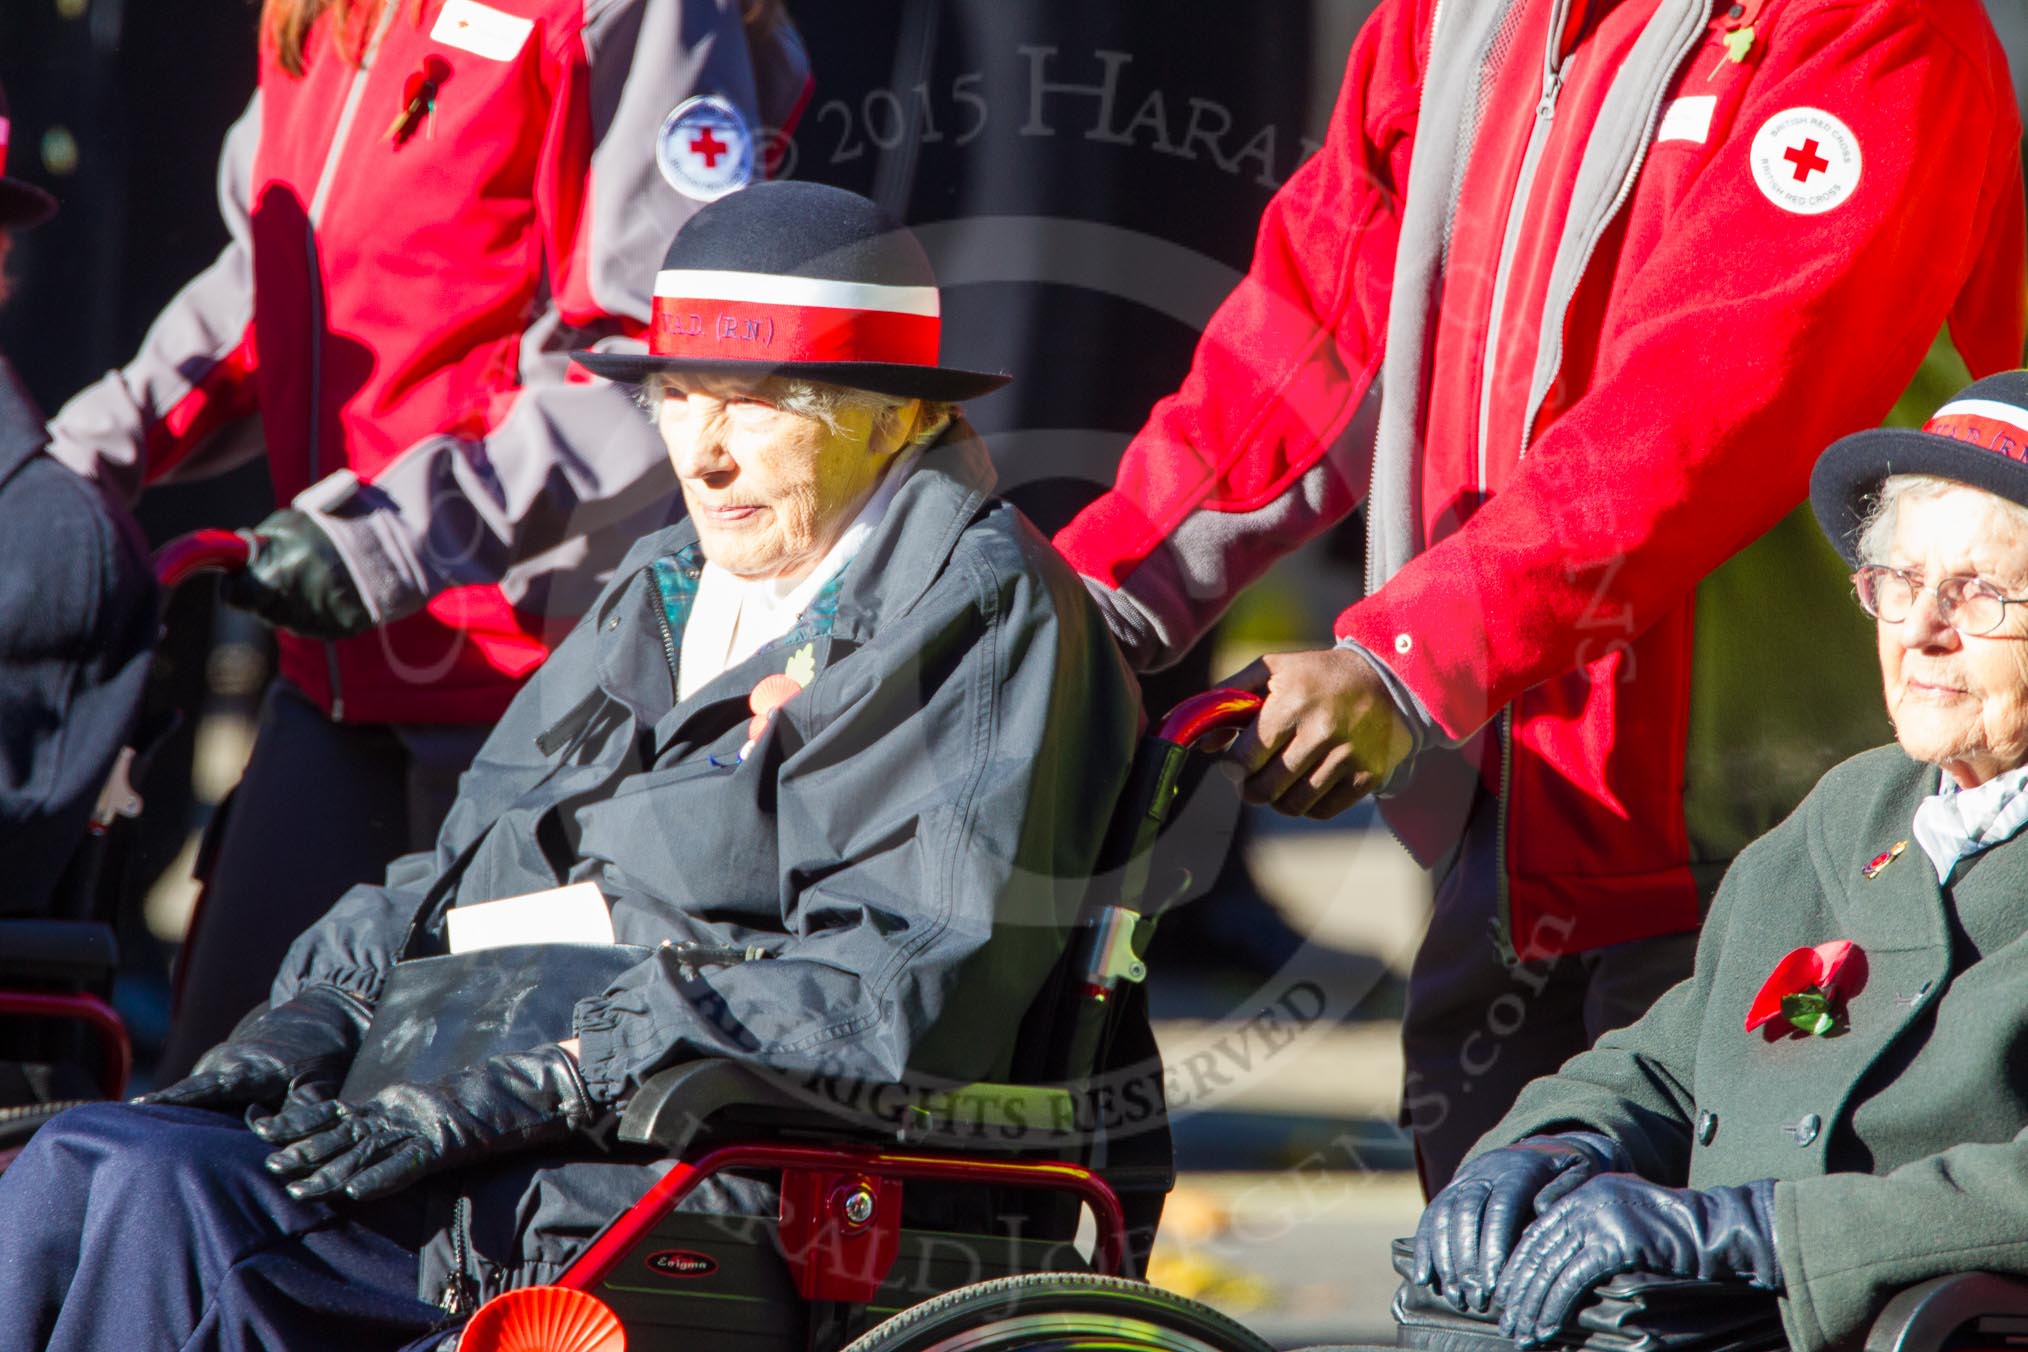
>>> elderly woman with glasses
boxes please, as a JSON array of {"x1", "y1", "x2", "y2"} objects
[{"x1": 1405, "y1": 371, "x2": 2028, "y2": 1352}]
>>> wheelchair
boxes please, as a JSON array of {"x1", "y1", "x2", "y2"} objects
[
  {"x1": 0, "y1": 529, "x2": 251, "y2": 1166},
  {"x1": 433, "y1": 685, "x2": 1281, "y2": 1352}
]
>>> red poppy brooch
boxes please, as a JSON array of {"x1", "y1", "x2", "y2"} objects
[{"x1": 1745, "y1": 940, "x2": 1860, "y2": 1037}]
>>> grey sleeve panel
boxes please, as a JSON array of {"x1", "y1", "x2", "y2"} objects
[
  {"x1": 577, "y1": 0, "x2": 765, "y2": 324},
  {"x1": 294, "y1": 375, "x2": 673, "y2": 625},
  {"x1": 1098, "y1": 419, "x2": 1372, "y2": 673},
  {"x1": 45, "y1": 93, "x2": 264, "y2": 502}
]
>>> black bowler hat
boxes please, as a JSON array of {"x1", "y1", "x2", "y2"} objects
[
  {"x1": 0, "y1": 84, "x2": 55, "y2": 229},
  {"x1": 571, "y1": 181, "x2": 1008, "y2": 402},
  {"x1": 1812, "y1": 369, "x2": 2028, "y2": 565}
]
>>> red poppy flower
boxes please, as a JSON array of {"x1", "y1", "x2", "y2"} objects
[{"x1": 1745, "y1": 940, "x2": 1859, "y2": 1036}]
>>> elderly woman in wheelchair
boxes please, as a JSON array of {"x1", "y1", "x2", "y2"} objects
[
  {"x1": 1408, "y1": 372, "x2": 2028, "y2": 1352},
  {"x1": 0, "y1": 182, "x2": 1145, "y2": 1352}
]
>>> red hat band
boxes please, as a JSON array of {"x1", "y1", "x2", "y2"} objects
[
  {"x1": 649, "y1": 269, "x2": 941, "y2": 368},
  {"x1": 1921, "y1": 398, "x2": 2028, "y2": 466}
]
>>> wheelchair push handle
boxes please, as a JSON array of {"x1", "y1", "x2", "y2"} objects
[
  {"x1": 1154, "y1": 687, "x2": 1263, "y2": 748},
  {"x1": 152, "y1": 528, "x2": 252, "y2": 591}
]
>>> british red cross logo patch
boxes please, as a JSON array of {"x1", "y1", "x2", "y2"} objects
[
  {"x1": 656, "y1": 95, "x2": 755, "y2": 203},
  {"x1": 1751, "y1": 108, "x2": 1862, "y2": 215}
]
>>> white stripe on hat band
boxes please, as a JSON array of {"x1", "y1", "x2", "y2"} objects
[
  {"x1": 1931, "y1": 399, "x2": 2028, "y2": 442},
  {"x1": 653, "y1": 269, "x2": 940, "y2": 318}
]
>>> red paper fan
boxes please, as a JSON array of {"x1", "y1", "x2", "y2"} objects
[
  {"x1": 748, "y1": 672, "x2": 803, "y2": 715},
  {"x1": 458, "y1": 1286, "x2": 626, "y2": 1352}
]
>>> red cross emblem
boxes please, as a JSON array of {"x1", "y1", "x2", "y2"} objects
[
  {"x1": 657, "y1": 95, "x2": 754, "y2": 201},
  {"x1": 689, "y1": 128, "x2": 729, "y2": 169},
  {"x1": 1784, "y1": 138, "x2": 1830, "y2": 184}
]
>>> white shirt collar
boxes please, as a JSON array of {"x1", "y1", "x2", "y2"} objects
[
  {"x1": 677, "y1": 450, "x2": 917, "y2": 700},
  {"x1": 1911, "y1": 763, "x2": 2028, "y2": 883}
]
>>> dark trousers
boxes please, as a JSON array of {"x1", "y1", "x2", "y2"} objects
[
  {"x1": 159, "y1": 681, "x2": 488, "y2": 1080},
  {"x1": 1400, "y1": 785, "x2": 1699, "y2": 1195},
  {"x1": 0, "y1": 1102, "x2": 447, "y2": 1352}
]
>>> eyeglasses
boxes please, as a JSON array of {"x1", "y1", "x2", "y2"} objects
[{"x1": 1852, "y1": 565, "x2": 2028, "y2": 636}]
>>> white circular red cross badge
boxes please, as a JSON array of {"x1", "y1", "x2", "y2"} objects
[
  {"x1": 656, "y1": 94, "x2": 756, "y2": 202},
  {"x1": 1749, "y1": 107, "x2": 1862, "y2": 216}
]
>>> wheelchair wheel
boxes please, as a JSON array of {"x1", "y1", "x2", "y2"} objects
[
  {"x1": 838, "y1": 1272, "x2": 1277, "y2": 1352},
  {"x1": 0, "y1": 1099, "x2": 96, "y2": 1152}
]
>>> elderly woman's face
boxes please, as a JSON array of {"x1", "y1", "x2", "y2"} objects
[
  {"x1": 1878, "y1": 486, "x2": 2028, "y2": 787},
  {"x1": 656, "y1": 379, "x2": 901, "y2": 582}
]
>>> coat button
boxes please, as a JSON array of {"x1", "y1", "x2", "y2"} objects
[
  {"x1": 1695, "y1": 1110, "x2": 1717, "y2": 1145},
  {"x1": 1394, "y1": 633, "x2": 1414, "y2": 655},
  {"x1": 1793, "y1": 1113, "x2": 1821, "y2": 1147}
]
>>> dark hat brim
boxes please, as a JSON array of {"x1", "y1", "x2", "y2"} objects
[
  {"x1": 1810, "y1": 425, "x2": 2028, "y2": 566},
  {"x1": 0, "y1": 179, "x2": 57, "y2": 229},
  {"x1": 569, "y1": 350, "x2": 1010, "y2": 402}
]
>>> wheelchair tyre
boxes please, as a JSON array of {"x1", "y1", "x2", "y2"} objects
[
  {"x1": 837, "y1": 1272, "x2": 1277, "y2": 1352},
  {"x1": 0, "y1": 1099, "x2": 97, "y2": 1151}
]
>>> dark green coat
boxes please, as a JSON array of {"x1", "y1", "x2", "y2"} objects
[{"x1": 1483, "y1": 744, "x2": 2028, "y2": 1352}]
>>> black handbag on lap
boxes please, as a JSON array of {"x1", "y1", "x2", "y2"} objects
[
  {"x1": 1387, "y1": 1239, "x2": 1787, "y2": 1352},
  {"x1": 340, "y1": 943, "x2": 650, "y2": 1099}
]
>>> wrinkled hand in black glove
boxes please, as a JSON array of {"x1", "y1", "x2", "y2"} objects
[
  {"x1": 1412, "y1": 1132, "x2": 1630, "y2": 1312},
  {"x1": 254, "y1": 1044, "x2": 597, "y2": 1202},
  {"x1": 138, "y1": 985, "x2": 373, "y2": 1111},
  {"x1": 223, "y1": 508, "x2": 375, "y2": 639},
  {"x1": 1494, "y1": 1175, "x2": 1782, "y2": 1348}
]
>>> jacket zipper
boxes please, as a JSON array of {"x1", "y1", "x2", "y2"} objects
[
  {"x1": 303, "y1": 0, "x2": 402, "y2": 720},
  {"x1": 1484, "y1": 0, "x2": 1573, "y2": 965},
  {"x1": 1492, "y1": 5, "x2": 1705, "y2": 964},
  {"x1": 654, "y1": 580, "x2": 680, "y2": 689},
  {"x1": 439, "y1": 1194, "x2": 477, "y2": 1315}
]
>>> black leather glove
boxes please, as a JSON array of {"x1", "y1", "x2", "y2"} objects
[
  {"x1": 222, "y1": 508, "x2": 374, "y2": 639},
  {"x1": 137, "y1": 985, "x2": 374, "y2": 1111},
  {"x1": 253, "y1": 1044, "x2": 597, "y2": 1202},
  {"x1": 1412, "y1": 1132, "x2": 1630, "y2": 1312},
  {"x1": 1494, "y1": 1176, "x2": 1782, "y2": 1347}
]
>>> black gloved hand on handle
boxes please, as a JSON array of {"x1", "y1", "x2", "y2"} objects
[
  {"x1": 138, "y1": 985, "x2": 374, "y2": 1112},
  {"x1": 253, "y1": 1043, "x2": 598, "y2": 1202},
  {"x1": 1493, "y1": 1175, "x2": 1782, "y2": 1347},
  {"x1": 222, "y1": 508, "x2": 375, "y2": 640},
  {"x1": 1412, "y1": 1131, "x2": 1631, "y2": 1312}
]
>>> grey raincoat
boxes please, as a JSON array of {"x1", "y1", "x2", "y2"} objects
[{"x1": 265, "y1": 423, "x2": 1141, "y2": 1298}]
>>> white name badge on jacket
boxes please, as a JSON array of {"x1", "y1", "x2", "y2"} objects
[
  {"x1": 431, "y1": 0, "x2": 535, "y2": 61},
  {"x1": 445, "y1": 882, "x2": 616, "y2": 954}
]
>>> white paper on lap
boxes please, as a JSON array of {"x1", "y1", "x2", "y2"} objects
[{"x1": 445, "y1": 882, "x2": 616, "y2": 954}]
